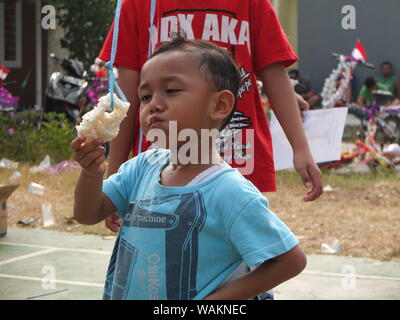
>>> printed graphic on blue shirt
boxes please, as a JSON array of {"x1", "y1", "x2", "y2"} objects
[{"x1": 103, "y1": 192, "x2": 207, "y2": 300}]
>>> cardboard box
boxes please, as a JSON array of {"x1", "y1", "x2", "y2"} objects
[{"x1": 0, "y1": 184, "x2": 20, "y2": 237}]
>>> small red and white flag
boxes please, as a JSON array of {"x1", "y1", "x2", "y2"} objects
[
  {"x1": 0, "y1": 65, "x2": 10, "y2": 80},
  {"x1": 351, "y1": 40, "x2": 367, "y2": 62}
]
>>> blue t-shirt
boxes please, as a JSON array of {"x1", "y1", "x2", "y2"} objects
[{"x1": 102, "y1": 149, "x2": 298, "y2": 300}]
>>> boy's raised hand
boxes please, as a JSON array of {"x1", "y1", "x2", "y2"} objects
[{"x1": 71, "y1": 136, "x2": 106, "y2": 177}]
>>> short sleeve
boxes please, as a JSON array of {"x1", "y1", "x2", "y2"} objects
[
  {"x1": 98, "y1": 0, "x2": 140, "y2": 71},
  {"x1": 102, "y1": 157, "x2": 140, "y2": 218},
  {"x1": 251, "y1": 0, "x2": 298, "y2": 75},
  {"x1": 378, "y1": 82, "x2": 390, "y2": 91},
  {"x1": 228, "y1": 196, "x2": 298, "y2": 266},
  {"x1": 359, "y1": 86, "x2": 367, "y2": 98}
]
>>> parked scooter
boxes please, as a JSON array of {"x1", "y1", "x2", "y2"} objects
[{"x1": 45, "y1": 54, "x2": 88, "y2": 124}]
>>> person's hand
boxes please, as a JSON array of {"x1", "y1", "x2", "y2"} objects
[
  {"x1": 296, "y1": 93, "x2": 309, "y2": 112},
  {"x1": 71, "y1": 136, "x2": 106, "y2": 177},
  {"x1": 105, "y1": 213, "x2": 121, "y2": 233},
  {"x1": 295, "y1": 93, "x2": 309, "y2": 121},
  {"x1": 293, "y1": 150, "x2": 323, "y2": 202}
]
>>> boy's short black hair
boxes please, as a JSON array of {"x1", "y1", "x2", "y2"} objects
[
  {"x1": 365, "y1": 77, "x2": 376, "y2": 89},
  {"x1": 149, "y1": 33, "x2": 241, "y2": 130}
]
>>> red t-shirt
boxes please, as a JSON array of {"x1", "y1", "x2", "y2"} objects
[{"x1": 99, "y1": 0, "x2": 297, "y2": 192}]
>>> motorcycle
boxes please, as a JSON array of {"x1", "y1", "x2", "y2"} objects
[{"x1": 45, "y1": 54, "x2": 88, "y2": 124}]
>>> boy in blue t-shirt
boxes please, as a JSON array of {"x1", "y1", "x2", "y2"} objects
[{"x1": 71, "y1": 35, "x2": 307, "y2": 300}]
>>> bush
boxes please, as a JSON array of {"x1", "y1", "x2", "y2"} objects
[{"x1": 0, "y1": 111, "x2": 76, "y2": 163}]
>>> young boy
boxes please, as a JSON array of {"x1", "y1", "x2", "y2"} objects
[{"x1": 72, "y1": 36, "x2": 306, "y2": 300}]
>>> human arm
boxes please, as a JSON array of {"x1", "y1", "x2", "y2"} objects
[
  {"x1": 357, "y1": 86, "x2": 368, "y2": 108},
  {"x1": 205, "y1": 245, "x2": 306, "y2": 300},
  {"x1": 106, "y1": 67, "x2": 141, "y2": 177},
  {"x1": 357, "y1": 94, "x2": 367, "y2": 107},
  {"x1": 98, "y1": 0, "x2": 141, "y2": 230},
  {"x1": 71, "y1": 136, "x2": 117, "y2": 225},
  {"x1": 295, "y1": 93, "x2": 309, "y2": 111},
  {"x1": 261, "y1": 63, "x2": 323, "y2": 201},
  {"x1": 104, "y1": 68, "x2": 140, "y2": 232}
]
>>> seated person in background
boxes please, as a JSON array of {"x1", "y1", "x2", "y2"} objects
[
  {"x1": 289, "y1": 69, "x2": 321, "y2": 109},
  {"x1": 377, "y1": 61, "x2": 399, "y2": 98},
  {"x1": 357, "y1": 77, "x2": 396, "y2": 108}
]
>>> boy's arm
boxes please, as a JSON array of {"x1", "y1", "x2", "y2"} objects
[
  {"x1": 105, "y1": 68, "x2": 140, "y2": 231},
  {"x1": 107, "y1": 67, "x2": 141, "y2": 177},
  {"x1": 261, "y1": 63, "x2": 323, "y2": 202},
  {"x1": 357, "y1": 94, "x2": 367, "y2": 107},
  {"x1": 357, "y1": 86, "x2": 368, "y2": 107},
  {"x1": 72, "y1": 137, "x2": 117, "y2": 225},
  {"x1": 205, "y1": 245, "x2": 307, "y2": 300},
  {"x1": 295, "y1": 93, "x2": 309, "y2": 111},
  {"x1": 74, "y1": 171, "x2": 116, "y2": 225}
]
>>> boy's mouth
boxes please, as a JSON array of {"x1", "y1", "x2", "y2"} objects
[{"x1": 148, "y1": 116, "x2": 165, "y2": 128}]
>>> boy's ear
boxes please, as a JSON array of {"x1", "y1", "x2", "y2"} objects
[{"x1": 210, "y1": 90, "x2": 235, "y2": 122}]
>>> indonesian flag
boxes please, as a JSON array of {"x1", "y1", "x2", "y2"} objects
[
  {"x1": 0, "y1": 65, "x2": 10, "y2": 80},
  {"x1": 352, "y1": 40, "x2": 367, "y2": 62}
]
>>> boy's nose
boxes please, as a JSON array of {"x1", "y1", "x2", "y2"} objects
[{"x1": 148, "y1": 94, "x2": 165, "y2": 114}]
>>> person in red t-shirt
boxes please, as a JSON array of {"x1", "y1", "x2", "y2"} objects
[{"x1": 98, "y1": 0, "x2": 323, "y2": 232}]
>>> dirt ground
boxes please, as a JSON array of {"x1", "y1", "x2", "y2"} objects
[{"x1": 1, "y1": 163, "x2": 399, "y2": 261}]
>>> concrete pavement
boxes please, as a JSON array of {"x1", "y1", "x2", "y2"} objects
[{"x1": 0, "y1": 228, "x2": 399, "y2": 300}]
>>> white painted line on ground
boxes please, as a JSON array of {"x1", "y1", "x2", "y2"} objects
[
  {"x1": 2, "y1": 242, "x2": 399, "y2": 282},
  {"x1": 0, "y1": 249, "x2": 57, "y2": 266},
  {"x1": 0, "y1": 241, "x2": 112, "y2": 255},
  {"x1": 0, "y1": 273, "x2": 104, "y2": 287},
  {"x1": 303, "y1": 270, "x2": 400, "y2": 281}
]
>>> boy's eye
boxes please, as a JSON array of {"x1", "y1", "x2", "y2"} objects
[
  {"x1": 140, "y1": 95, "x2": 151, "y2": 102},
  {"x1": 166, "y1": 89, "x2": 181, "y2": 94}
]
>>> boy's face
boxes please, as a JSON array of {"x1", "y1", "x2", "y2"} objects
[
  {"x1": 138, "y1": 50, "x2": 218, "y2": 147},
  {"x1": 381, "y1": 64, "x2": 392, "y2": 77}
]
